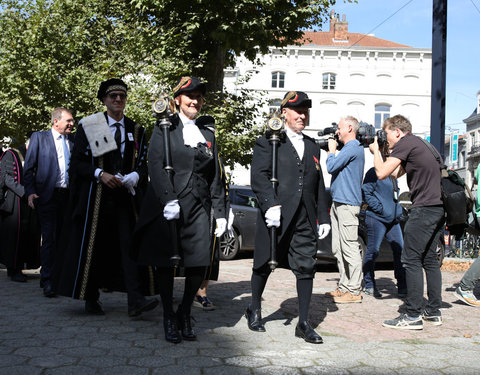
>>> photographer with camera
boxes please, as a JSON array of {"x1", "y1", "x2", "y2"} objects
[
  {"x1": 370, "y1": 115, "x2": 444, "y2": 330},
  {"x1": 325, "y1": 116, "x2": 365, "y2": 303}
]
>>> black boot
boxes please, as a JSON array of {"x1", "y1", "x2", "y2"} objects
[
  {"x1": 295, "y1": 321, "x2": 323, "y2": 344},
  {"x1": 176, "y1": 306, "x2": 196, "y2": 341},
  {"x1": 163, "y1": 316, "x2": 181, "y2": 344},
  {"x1": 245, "y1": 306, "x2": 266, "y2": 332}
]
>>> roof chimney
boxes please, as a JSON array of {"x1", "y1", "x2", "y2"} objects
[
  {"x1": 334, "y1": 14, "x2": 348, "y2": 41},
  {"x1": 329, "y1": 9, "x2": 336, "y2": 32}
]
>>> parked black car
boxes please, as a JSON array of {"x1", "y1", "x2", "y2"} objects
[{"x1": 220, "y1": 185, "x2": 445, "y2": 265}]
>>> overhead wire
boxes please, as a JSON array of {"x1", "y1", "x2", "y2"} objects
[{"x1": 347, "y1": 0, "x2": 415, "y2": 48}]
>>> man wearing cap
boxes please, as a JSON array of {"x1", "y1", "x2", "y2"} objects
[
  {"x1": 23, "y1": 107, "x2": 74, "y2": 297},
  {"x1": 54, "y1": 78, "x2": 158, "y2": 317},
  {"x1": 246, "y1": 91, "x2": 330, "y2": 344},
  {"x1": 325, "y1": 116, "x2": 365, "y2": 303}
]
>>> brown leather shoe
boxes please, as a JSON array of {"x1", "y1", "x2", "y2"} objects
[
  {"x1": 325, "y1": 288, "x2": 345, "y2": 298},
  {"x1": 333, "y1": 291, "x2": 362, "y2": 304}
]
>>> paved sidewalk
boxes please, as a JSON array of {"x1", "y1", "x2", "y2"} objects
[{"x1": 1, "y1": 258, "x2": 479, "y2": 374}]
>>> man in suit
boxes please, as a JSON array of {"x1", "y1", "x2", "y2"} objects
[
  {"x1": 54, "y1": 78, "x2": 158, "y2": 317},
  {"x1": 246, "y1": 91, "x2": 330, "y2": 344},
  {"x1": 24, "y1": 107, "x2": 74, "y2": 297}
]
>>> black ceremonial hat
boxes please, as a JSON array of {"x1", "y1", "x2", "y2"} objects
[
  {"x1": 97, "y1": 78, "x2": 128, "y2": 101},
  {"x1": 280, "y1": 91, "x2": 312, "y2": 109},
  {"x1": 172, "y1": 76, "x2": 206, "y2": 98}
]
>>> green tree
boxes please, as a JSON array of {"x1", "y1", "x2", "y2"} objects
[{"x1": 0, "y1": 0, "x2": 342, "y2": 166}]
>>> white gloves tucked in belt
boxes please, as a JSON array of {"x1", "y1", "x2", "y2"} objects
[
  {"x1": 163, "y1": 199, "x2": 180, "y2": 220},
  {"x1": 215, "y1": 218, "x2": 227, "y2": 237},
  {"x1": 317, "y1": 224, "x2": 331, "y2": 240},
  {"x1": 265, "y1": 205, "x2": 281, "y2": 228}
]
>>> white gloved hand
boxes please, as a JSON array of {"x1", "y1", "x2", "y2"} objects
[
  {"x1": 227, "y1": 208, "x2": 235, "y2": 237},
  {"x1": 215, "y1": 218, "x2": 227, "y2": 237},
  {"x1": 265, "y1": 205, "x2": 281, "y2": 228},
  {"x1": 163, "y1": 199, "x2": 180, "y2": 220},
  {"x1": 317, "y1": 224, "x2": 331, "y2": 240},
  {"x1": 122, "y1": 172, "x2": 139, "y2": 189}
]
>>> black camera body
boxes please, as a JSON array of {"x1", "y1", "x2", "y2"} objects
[{"x1": 316, "y1": 121, "x2": 387, "y2": 151}]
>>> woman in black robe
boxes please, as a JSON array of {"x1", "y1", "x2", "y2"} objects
[{"x1": 134, "y1": 77, "x2": 226, "y2": 343}]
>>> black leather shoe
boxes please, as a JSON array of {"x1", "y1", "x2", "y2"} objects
[
  {"x1": 245, "y1": 307, "x2": 266, "y2": 332},
  {"x1": 43, "y1": 281, "x2": 56, "y2": 298},
  {"x1": 85, "y1": 300, "x2": 105, "y2": 315},
  {"x1": 164, "y1": 317, "x2": 181, "y2": 344},
  {"x1": 295, "y1": 321, "x2": 323, "y2": 344},
  {"x1": 128, "y1": 298, "x2": 159, "y2": 317},
  {"x1": 176, "y1": 308, "x2": 196, "y2": 341}
]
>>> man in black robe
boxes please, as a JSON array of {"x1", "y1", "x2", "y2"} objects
[
  {"x1": 54, "y1": 78, "x2": 158, "y2": 317},
  {"x1": 246, "y1": 91, "x2": 330, "y2": 343}
]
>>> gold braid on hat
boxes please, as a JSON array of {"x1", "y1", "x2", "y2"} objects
[
  {"x1": 105, "y1": 84, "x2": 127, "y2": 94},
  {"x1": 281, "y1": 91, "x2": 297, "y2": 107},
  {"x1": 172, "y1": 76, "x2": 192, "y2": 96}
]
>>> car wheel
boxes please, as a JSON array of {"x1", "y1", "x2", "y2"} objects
[
  {"x1": 358, "y1": 236, "x2": 367, "y2": 262},
  {"x1": 436, "y1": 236, "x2": 445, "y2": 266},
  {"x1": 219, "y1": 231, "x2": 240, "y2": 260}
]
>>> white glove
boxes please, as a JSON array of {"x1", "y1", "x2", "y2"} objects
[
  {"x1": 215, "y1": 218, "x2": 227, "y2": 237},
  {"x1": 163, "y1": 199, "x2": 180, "y2": 220},
  {"x1": 265, "y1": 205, "x2": 281, "y2": 228},
  {"x1": 227, "y1": 208, "x2": 235, "y2": 237},
  {"x1": 122, "y1": 172, "x2": 139, "y2": 189},
  {"x1": 317, "y1": 224, "x2": 331, "y2": 240}
]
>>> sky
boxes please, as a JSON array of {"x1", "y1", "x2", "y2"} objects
[{"x1": 321, "y1": 0, "x2": 480, "y2": 134}]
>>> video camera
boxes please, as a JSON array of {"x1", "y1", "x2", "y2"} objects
[{"x1": 316, "y1": 122, "x2": 387, "y2": 151}]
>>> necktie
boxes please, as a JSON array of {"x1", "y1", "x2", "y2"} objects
[
  {"x1": 62, "y1": 135, "x2": 70, "y2": 185},
  {"x1": 114, "y1": 123, "x2": 122, "y2": 151}
]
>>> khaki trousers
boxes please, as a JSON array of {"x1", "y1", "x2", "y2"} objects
[{"x1": 331, "y1": 202, "x2": 362, "y2": 294}]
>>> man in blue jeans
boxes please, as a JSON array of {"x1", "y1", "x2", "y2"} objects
[
  {"x1": 370, "y1": 115, "x2": 444, "y2": 330},
  {"x1": 362, "y1": 166, "x2": 406, "y2": 298}
]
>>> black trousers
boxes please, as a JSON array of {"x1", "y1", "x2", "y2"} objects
[{"x1": 37, "y1": 188, "x2": 69, "y2": 283}]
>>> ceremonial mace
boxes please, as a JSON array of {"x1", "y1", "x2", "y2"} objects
[
  {"x1": 153, "y1": 95, "x2": 181, "y2": 267},
  {"x1": 265, "y1": 113, "x2": 285, "y2": 271}
]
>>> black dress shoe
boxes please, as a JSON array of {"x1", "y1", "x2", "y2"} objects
[
  {"x1": 85, "y1": 300, "x2": 105, "y2": 315},
  {"x1": 176, "y1": 307, "x2": 196, "y2": 341},
  {"x1": 295, "y1": 321, "x2": 323, "y2": 344},
  {"x1": 245, "y1": 307, "x2": 266, "y2": 332},
  {"x1": 128, "y1": 298, "x2": 159, "y2": 317},
  {"x1": 164, "y1": 317, "x2": 181, "y2": 344},
  {"x1": 43, "y1": 281, "x2": 56, "y2": 298}
]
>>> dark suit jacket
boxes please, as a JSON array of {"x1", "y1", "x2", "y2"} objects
[
  {"x1": 23, "y1": 130, "x2": 74, "y2": 204},
  {"x1": 251, "y1": 132, "x2": 330, "y2": 268}
]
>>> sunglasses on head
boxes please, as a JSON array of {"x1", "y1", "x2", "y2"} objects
[{"x1": 108, "y1": 93, "x2": 127, "y2": 100}]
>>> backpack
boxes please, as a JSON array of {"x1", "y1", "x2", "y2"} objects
[{"x1": 419, "y1": 137, "x2": 474, "y2": 234}]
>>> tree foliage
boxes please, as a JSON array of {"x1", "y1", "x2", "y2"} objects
[{"x1": 0, "y1": 0, "x2": 339, "y2": 167}]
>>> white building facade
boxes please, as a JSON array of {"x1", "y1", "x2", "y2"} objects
[
  {"x1": 224, "y1": 12, "x2": 432, "y2": 187},
  {"x1": 464, "y1": 91, "x2": 480, "y2": 188}
]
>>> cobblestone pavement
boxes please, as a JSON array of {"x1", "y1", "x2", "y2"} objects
[{"x1": 1, "y1": 258, "x2": 479, "y2": 375}]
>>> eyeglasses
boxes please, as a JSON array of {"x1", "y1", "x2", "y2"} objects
[{"x1": 108, "y1": 93, "x2": 127, "y2": 100}]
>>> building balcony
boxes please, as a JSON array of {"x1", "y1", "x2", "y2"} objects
[{"x1": 467, "y1": 142, "x2": 480, "y2": 157}]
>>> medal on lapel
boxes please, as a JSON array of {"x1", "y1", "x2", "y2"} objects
[{"x1": 313, "y1": 155, "x2": 320, "y2": 171}]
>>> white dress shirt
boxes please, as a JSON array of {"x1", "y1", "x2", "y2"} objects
[
  {"x1": 51, "y1": 128, "x2": 70, "y2": 188},
  {"x1": 286, "y1": 127, "x2": 304, "y2": 160},
  {"x1": 179, "y1": 113, "x2": 206, "y2": 147}
]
